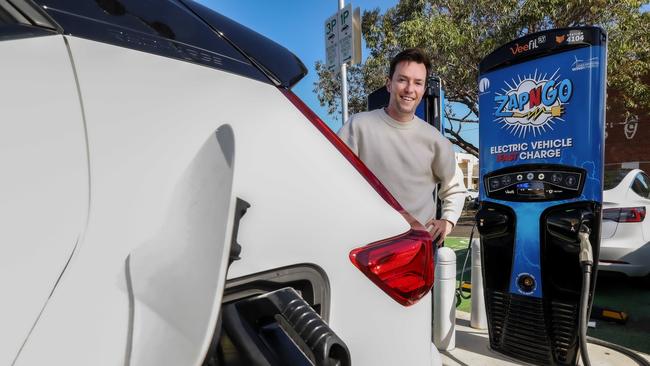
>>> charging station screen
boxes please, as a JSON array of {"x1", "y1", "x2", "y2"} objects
[{"x1": 516, "y1": 181, "x2": 544, "y2": 196}]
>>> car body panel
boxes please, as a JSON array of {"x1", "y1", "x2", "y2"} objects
[
  {"x1": 600, "y1": 169, "x2": 650, "y2": 277},
  {"x1": 13, "y1": 36, "x2": 437, "y2": 366},
  {"x1": 600, "y1": 204, "x2": 618, "y2": 239},
  {"x1": 0, "y1": 35, "x2": 88, "y2": 366}
]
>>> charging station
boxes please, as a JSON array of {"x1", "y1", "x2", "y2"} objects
[{"x1": 476, "y1": 27, "x2": 607, "y2": 365}]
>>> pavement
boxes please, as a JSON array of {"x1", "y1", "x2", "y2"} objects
[
  {"x1": 449, "y1": 222, "x2": 474, "y2": 238},
  {"x1": 440, "y1": 311, "x2": 650, "y2": 366}
]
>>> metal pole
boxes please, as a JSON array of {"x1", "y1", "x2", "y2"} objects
[{"x1": 339, "y1": 0, "x2": 348, "y2": 123}]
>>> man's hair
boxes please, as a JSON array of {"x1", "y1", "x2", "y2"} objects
[{"x1": 388, "y1": 48, "x2": 431, "y2": 79}]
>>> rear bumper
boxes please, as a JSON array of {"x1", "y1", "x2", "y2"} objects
[
  {"x1": 598, "y1": 239, "x2": 650, "y2": 277},
  {"x1": 597, "y1": 262, "x2": 650, "y2": 277}
]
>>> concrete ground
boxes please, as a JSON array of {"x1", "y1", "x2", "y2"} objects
[{"x1": 441, "y1": 311, "x2": 650, "y2": 366}]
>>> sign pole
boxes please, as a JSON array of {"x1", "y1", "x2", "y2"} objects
[{"x1": 339, "y1": 0, "x2": 348, "y2": 124}]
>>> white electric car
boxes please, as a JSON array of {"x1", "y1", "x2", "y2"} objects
[
  {"x1": 1, "y1": 1, "x2": 441, "y2": 365},
  {"x1": 600, "y1": 168, "x2": 650, "y2": 277}
]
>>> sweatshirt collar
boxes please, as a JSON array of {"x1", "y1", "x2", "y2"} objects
[{"x1": 380, "y1": 108, "x2": 417, "y2": 129}]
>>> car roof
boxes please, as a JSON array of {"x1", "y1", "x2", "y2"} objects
[{"x1": 32, "y1": 0, "x2": 307, "y2": 88}]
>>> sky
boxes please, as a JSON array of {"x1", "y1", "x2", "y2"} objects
[
  {"x1": 197, "y1": 0, "x2": 399, "y2": 130},
  {"x1": 196, "y1": 0, "x2": 479, "y2": 147},
  {"x1": 194, "y1": 2, "x2": 649, "y2": 152}
]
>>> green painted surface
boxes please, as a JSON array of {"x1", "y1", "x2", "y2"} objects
[{"x1": 442, "y1": 237, "x2": 472, "y2": 313}]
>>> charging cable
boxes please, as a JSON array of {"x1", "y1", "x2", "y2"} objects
[
  {"x1": 578, "y1": 224, "x2": 593, "y2": 366},
  {"x1": 578, "y1": 224, "x2": 650, "y2": 366},
  {"x1": 455, "y1": 224, "x2": 476, "y2": 306}
]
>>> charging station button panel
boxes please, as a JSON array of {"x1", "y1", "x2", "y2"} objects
[{"x1": 485, "y1": 166, "x2": 585, "y2": 201}]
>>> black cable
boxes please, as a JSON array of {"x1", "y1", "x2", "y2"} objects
[
  {"x1": 577, "y1": 224, "x2": 650, "y2": 366},
  {"x1": 579, "y1": 263, "x2": 592, "y2": 366},
  {"x1": 578, "y1": 224, "x2": 594, "y2": 366},
  {"x1": 587, "y1": 337, "x2": 650, "y2": 366},
  {"x1": 579, "y1": 265, "x2": 650, "y2": 366},
  {"x1": 456, "y1": 223, "x2": 476, "y2": 304}
]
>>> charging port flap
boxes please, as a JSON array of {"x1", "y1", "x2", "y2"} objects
[{"x1": 219, "y1": 287, "x2": 350, "y2": 366}]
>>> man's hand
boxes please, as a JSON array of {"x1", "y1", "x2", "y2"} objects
[{"x1": 425, "y1": 219, "x2": 453, "y2": 247}]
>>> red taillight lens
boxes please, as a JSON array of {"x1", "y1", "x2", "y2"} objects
[
  {"x1": 621, "y1": 207, "x2": 646, "y2": 222},
  {"x1": 603, "y1": 207, "x2": 646, "y2": 223},
  {"x1": 280, "y1": 89, "x2": 434, "y2": 306},
  {"x1": 350, "y1": 229, "x2": 433, "y2": 306}
]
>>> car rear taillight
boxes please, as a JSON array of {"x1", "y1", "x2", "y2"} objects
[
  {"x1": 281, "y1": 88, "x2": 434, "y2": 306},
  {"x1": 349, "y1": 229, "x2": 433, "y2": 306},
  {"x1": 603, "y1": 207, "x2": 646, "y2": 223}
]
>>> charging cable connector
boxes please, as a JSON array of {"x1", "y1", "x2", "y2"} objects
[
  {"x1": 578, "y1": 223, "x2": 593, "y2": 366},
  {"x1": 578, "y1": 225, "x2": 593, "y2": 266}
]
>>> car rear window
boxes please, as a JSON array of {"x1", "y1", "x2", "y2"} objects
[
  {"x1": 631, "y1": 173, "x2": 650, "y2": 199},
  {"x1": 603, "y1": 168, "x2": 632, "y2": 190}
]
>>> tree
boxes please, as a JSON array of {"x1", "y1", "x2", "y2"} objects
[{"x1": 314, "y1": 0, "x2": 650, "y2": 157}]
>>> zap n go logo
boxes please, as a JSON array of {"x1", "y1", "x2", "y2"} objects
[{"x1": 494, "y1": 69, "x2": 573, "y2": 138}]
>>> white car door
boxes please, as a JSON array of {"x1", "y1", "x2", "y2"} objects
[{"x1": 0, "y1": 29, "x2": 88, "y2": 365}]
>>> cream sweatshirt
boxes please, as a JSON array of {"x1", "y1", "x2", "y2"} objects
[{"x1": 338, "y1": 108, "x2": 467, "y2": 226}]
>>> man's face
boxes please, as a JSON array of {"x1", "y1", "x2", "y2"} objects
[{"x1": 386, "y1": 61, "x2": 427, "y2": 121}]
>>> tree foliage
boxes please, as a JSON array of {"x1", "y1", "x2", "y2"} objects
[{"x1": 314, "y1": 0, "x2": 650, "y2": 156}]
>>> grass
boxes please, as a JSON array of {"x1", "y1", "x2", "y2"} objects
[
  {"x1": 442, "y1": 237, "x2": 472, "y2": 313},
  {"x1": 443, "y1": 236, "x2": 650, "y2": 354}
]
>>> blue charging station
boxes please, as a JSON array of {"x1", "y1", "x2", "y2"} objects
[{"x1": 476, "y1": 27, "x2": 607, "y2": 365}]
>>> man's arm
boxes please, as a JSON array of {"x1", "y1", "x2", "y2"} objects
[
  {"x1": 426, "y1": 137, "x2": 467, "y2": 243},
  {"x1": 438, "y1": 163, "x2": 468, "y2": 226}
]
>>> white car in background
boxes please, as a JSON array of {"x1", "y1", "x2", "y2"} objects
[
  {"x1": 466, "y1": 189, "x2": 479, "y2": 202},
  {"x1": 1, "y1": 1, "x2": 440, "y2": 365},
  {"x1": 600, "y1": 168, "x2": 650, "y2": 277}
]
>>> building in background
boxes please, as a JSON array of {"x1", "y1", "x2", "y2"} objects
[
  {"x1": 456, "y1": 152, "x2": 478, "y2": 190},
  {"x1": 605, "y1": 76, "x2": 650, "y2": 172}
]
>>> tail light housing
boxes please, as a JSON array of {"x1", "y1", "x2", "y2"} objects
[
  {"x1": 603, "y1": 207, "x2": 646, "y2": 223},
  {"x1": 349, "y1": 229, "x2": 433, "y2": 306},
  {"x1": 281, "y1": 88, "x2": 434, "y2": 306}
]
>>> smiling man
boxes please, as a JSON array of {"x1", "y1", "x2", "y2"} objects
[{"x1": 338, "y1": 48, "x2": 466, "y2": 244}]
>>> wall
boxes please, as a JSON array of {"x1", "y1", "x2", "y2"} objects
[{"x1": 605, "y1": 75, "x2": 650, "y2": 172}]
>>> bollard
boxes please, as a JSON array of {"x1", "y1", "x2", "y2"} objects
[
  {"x1": 470, "y1": 238, "x2": 488, "y2": 329},
  {"x1": 433, "y1": 247, "x2": 456, "y2": 350}
]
